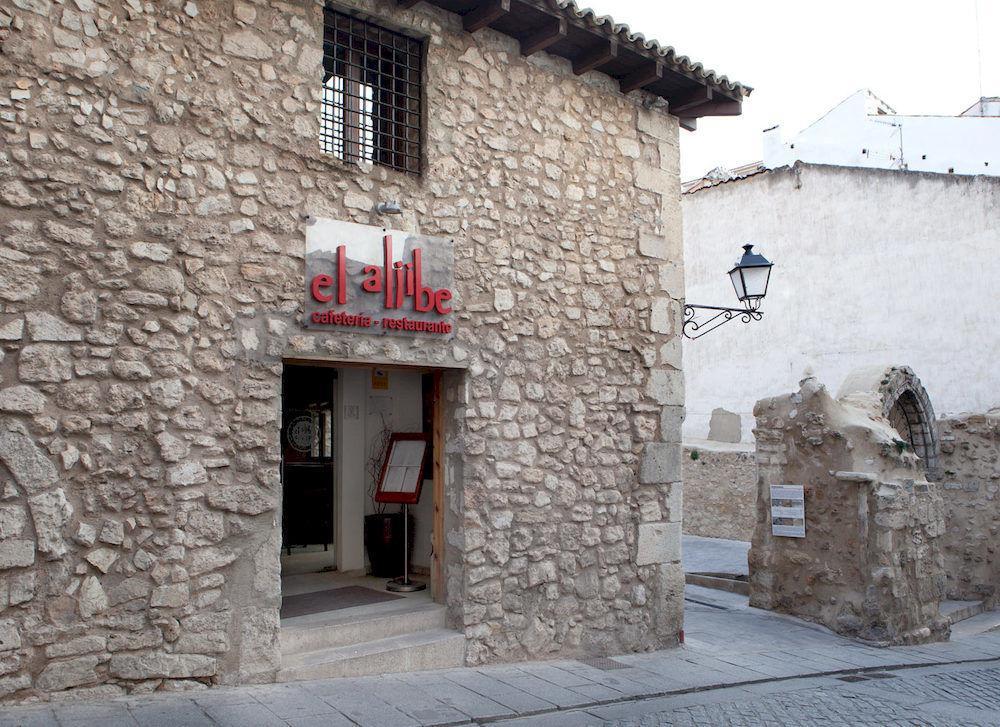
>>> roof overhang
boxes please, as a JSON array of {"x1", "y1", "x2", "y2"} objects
[{"x1": 400, "y1": 0, "x2": 752, "y2": 128}]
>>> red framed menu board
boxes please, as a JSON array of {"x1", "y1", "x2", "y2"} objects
[{"x1": 373, "y1": 433, "x2": 429, "y2": 505}]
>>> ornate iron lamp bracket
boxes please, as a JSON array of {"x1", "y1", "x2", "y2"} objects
[{"x1": 682, "y1": 304, "x2": 763, "y2": 340}]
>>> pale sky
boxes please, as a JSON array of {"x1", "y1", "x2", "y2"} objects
[{"x1": 582, "y1": 0, "x2": 1000, "y2": 180}]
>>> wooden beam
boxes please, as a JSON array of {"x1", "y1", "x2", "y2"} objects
[
  {"x1": 669, "y1": 87, "x2": 713, "y2": 114},
  {"x1": 619, "y1": 60, "x2": 663, "y2": 94},
  {"x1": 397, "y1": 0, "x2": 422, "y2": 8},
  {"x1": 695, "y1": 99, "x2": 742, "y2": 117},
  {"x1": 520, "y1": 16, "x2": 567, "y2": 56},
  {"x1": 572, "y1": 37, "x2": 618, "y2": 75},
  {"x1": 679, "y1": 100, "x2": 742, "y2": 123},
  {"x1": 678, "y1": 117, "x2": 697, "y2": 132},
  {"x1": 463, "y1": 0, "x2": 510, "y2": 33}
]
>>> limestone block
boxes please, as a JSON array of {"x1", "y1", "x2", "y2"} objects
[
  {"x1": 29, "y1": 490, "x2": 73, "y2": 559},
  {"x1": 131, "y1": 242, "x2": 172, "y2": 262},
  {"x1": 36, "y1": 655, "x2": 102, "y2": 691},
  {"x1": 660, "y1": 337, "x2": 682, "y2": 370},
  {"x1": 167, "y1": 462, "x2": 208, "y2": 487},
  {"x1": 136, "y1": 266, "x2": 185, "y2": 295},
  {"x1": 650, "y1": 298, "x2": 671, "y2": 335},
  {"x1": 109, "y1": 652, "x2": 216, "y2": 680},
  {"x1": 222, "y1": 30, "x2": 273, "y2": 60},
  {"x1": 85, "y1": 547, "x2": 118, "y2": 574},
  {"x1": 0, "y1": 319, "x2": 24, "y2": 341},
  {"x1": 99, "y1": 520, "x2": 125, "y2": 546},
  {"x1": 664, "y1": 483, "x2": 683, "y2": 523},
  {"x1": 647, "y1": 369, "x2": 684, "y2": 406},
  {"x1": 637, "y1": 108, "x2": 677, "y2": 141},
  {"x1": 0, "y1": 540, "x2": 34, "y2": 569},
  {"x1": 25, "y1": 312, "x2": 82, "y2": 342},
  {"x1": 0, "y1": 620, "x2": 21, "y2": 652},
  {"x1": 0, "y1": 181, "x2": 36, "y2": 208},
  {"x1": 660, "y1": 406, "x2": 684, "y2": 443},
  {"x1": 0, "y1": 423, "x2": 59, "y2": 493},
  {"x1": 151, "y1": 583, "x2": 190, "y2": 608},
  {"x1": 636, "y1": 522, "x2": 681, "y2": 566},
  {"x1": 0, "y1": 385, "x2": 47, "y2": 415},
  {"x1": 638, "y1": 233, "x2": 673, "y2": 261},
  {"x1": 659, "y1": 261, "x2": 684, "y2": 298},
  {"x1": 640, "y1": 442, "x2": 681, "y2": 484},
  {"x1": 18, "y1": 344, "x2": 73, "y2": 383},
  {"x1": 635, "y1": 164, "x2": 671, "y2": 194},
  {"x1": 45, "y1": 635, "x2": 107, "y2": 658},
  {"x1": 78, "y1": 576, "x2": 109, "y2": 619},
  {"x1": 0, "y1": 505, "x2": 28, "y2": 539},
  {"x1": 206, "y1": 486, "x2": 274, "y2": 515}
]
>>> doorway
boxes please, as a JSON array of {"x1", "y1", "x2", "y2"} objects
[
  {"x1": 281, "y1": 364, "x2": 337, "y2": 574},
  {"x1": 277, "y1": 360, "x2": 462, "y2": 680}
]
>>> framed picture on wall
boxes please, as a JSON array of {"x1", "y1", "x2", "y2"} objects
[{"x1": 374, "y1": 433, "x2": 429, "y2": 505}]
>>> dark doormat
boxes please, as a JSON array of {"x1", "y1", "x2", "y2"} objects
[{"x1": 280, "y1": 586, "x2": 405, "y2": 619}]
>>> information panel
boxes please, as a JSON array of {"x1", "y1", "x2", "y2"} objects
[{"x1": 770, "y1": 484, "x2": 805, "y2": 538}]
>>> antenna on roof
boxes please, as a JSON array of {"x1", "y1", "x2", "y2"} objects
[{"x1": 975, "y1": 0, "x2": 984, "y2": 100}]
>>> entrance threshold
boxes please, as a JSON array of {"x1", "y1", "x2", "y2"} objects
[{"x1": 278, "y1": 571, "x2": 463, "y2": 681}]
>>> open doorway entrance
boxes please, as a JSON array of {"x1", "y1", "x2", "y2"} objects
[
  {"x1": 281, "y1": 364, "x2": 336, "y2": 574},
  {"x1": 277, "y1": 361, "x2": 463, "y2": 681}
]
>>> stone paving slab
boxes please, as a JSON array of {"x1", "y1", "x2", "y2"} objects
[
  {"x1": 682, "y1": 534, "x2": 750, "y2": 576},
  {"x1": 3, "y1": 597, "x2": 1000, "y2": 727}
]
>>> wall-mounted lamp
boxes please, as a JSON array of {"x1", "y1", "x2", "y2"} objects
[
  {"x1": 374, "y1": 200, "x2": 403, "y2": 215},
  {"x1": 683, "y1": 244, "x2": 774, "y2": 340}
]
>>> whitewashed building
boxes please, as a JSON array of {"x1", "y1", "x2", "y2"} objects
[
  {"x1": 761, "y1": 89, "x2": 999, "y2": 178},
  {"x1": 682, "y1": 92, "x2": 1000, "y2": 444}
]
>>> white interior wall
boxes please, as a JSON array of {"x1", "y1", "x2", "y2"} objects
[
  {"x1": 360, "y1": 368, "x2": 434, "y2": 570},
  {"x1": 335, "y1": 368, "x2": 366, "y2": 572}
]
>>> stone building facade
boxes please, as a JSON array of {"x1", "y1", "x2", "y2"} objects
[
  {"x1": 939, "y1": 412, "x2": 1000, "y2": 608},
  {"x1": 681, "y1": 445, "x2": 755, "y2": 542},
  {"x1": 0, "y1": 0, "x2": 747, "y2": 701}
]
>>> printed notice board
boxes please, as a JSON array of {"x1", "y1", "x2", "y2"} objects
[{"x1": 770, "y1": 484, "x2": 805, "y2": 538}]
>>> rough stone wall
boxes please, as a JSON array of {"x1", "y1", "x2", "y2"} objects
[
  {"x1": 938, "y1": 412, "x2": 1000, "y2": 607},
  {"x1": 681, "y1": 446, "x2": 755, "y2": 541},
  {"x1": 0, "y1": 0, "x2": 685, "y2": 701},
  {"x1": 749, "y1": 374, "x2": 949, "y2": 645}
]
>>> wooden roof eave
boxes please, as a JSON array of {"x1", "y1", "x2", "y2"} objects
[{"x1": 396, "y1": 0, "x2": 748, "y2": 123}]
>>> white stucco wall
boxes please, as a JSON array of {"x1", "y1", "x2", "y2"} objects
[
  {"x1": 682, "y1": 163, "x2": 1000, "y2": 443},
  {"x1": 763, "y1": 90, "x2": 999, "y2": 178}
]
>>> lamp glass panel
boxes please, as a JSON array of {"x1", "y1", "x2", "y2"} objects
[
  {"x1": 740, "y1": 266, "x2": 771, "y2": 299},
  {"x1": 729, "y1": 268, "x2": 747, "y2": 300}
]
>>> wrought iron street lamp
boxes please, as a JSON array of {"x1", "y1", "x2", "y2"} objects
[{"x1": 683, "y1": 244, "x2": 774, "y2": 339}]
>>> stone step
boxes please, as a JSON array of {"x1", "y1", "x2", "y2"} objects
[
  {"x1": 685, "y1": 572, "x2": 750, "y2": 596},
  {"x1": 280, "y1": 601, "x2": 448, "y2": 656},
  {"x1": 940, "y1": 599, "x2": 986, "y2": 625},
  {"x1": 277, "y1": 628, "x2": 465, "y2": 682}
]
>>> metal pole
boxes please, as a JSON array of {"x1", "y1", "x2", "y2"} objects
[
  {"x1": 386, "y1": 503, "x2": 425, "y2": 592},
  {"x1": 402, "y1": 503, "x2": 410, "y2": 586}
]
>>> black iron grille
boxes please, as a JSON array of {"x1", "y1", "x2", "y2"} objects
[{"x1": 321, "y1": 9, "x2": 423, "y2": 175}]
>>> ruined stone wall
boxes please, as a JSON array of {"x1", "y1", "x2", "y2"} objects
[
  {"x1": 681, "y1": 446, "x2": 756, "y2": 541},
  {"x1": 938, "y1": 413, "x2": 1000, "y2": 607},
  {"x1": 0, "y1": 0, "x2": 685, "y2": 701},
  {"x1": 749, "y1": 375, "x2": 949, "y2": 645}
]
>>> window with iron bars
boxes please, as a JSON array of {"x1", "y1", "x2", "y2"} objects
[{"x1": 320, "y1": 9, "x2": 423, "y2": 175}]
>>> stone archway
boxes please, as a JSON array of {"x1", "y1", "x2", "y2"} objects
[{"x1": 839, "y1": 365, "x2": 941, "y2": 480}]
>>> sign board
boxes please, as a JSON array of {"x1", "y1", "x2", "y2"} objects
[
  {"x1": 374, "y1": 433, "x2": 429, "y2": 505},
  {"x1": 305, "y1": 218, "x2": 455, "y2": 338},
  {"x1": 770, "y1": 484, "x2": 805, "y2": 538},
  {"x1": 371, "y1": 368, "x2": 389, "y2": 391}
]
